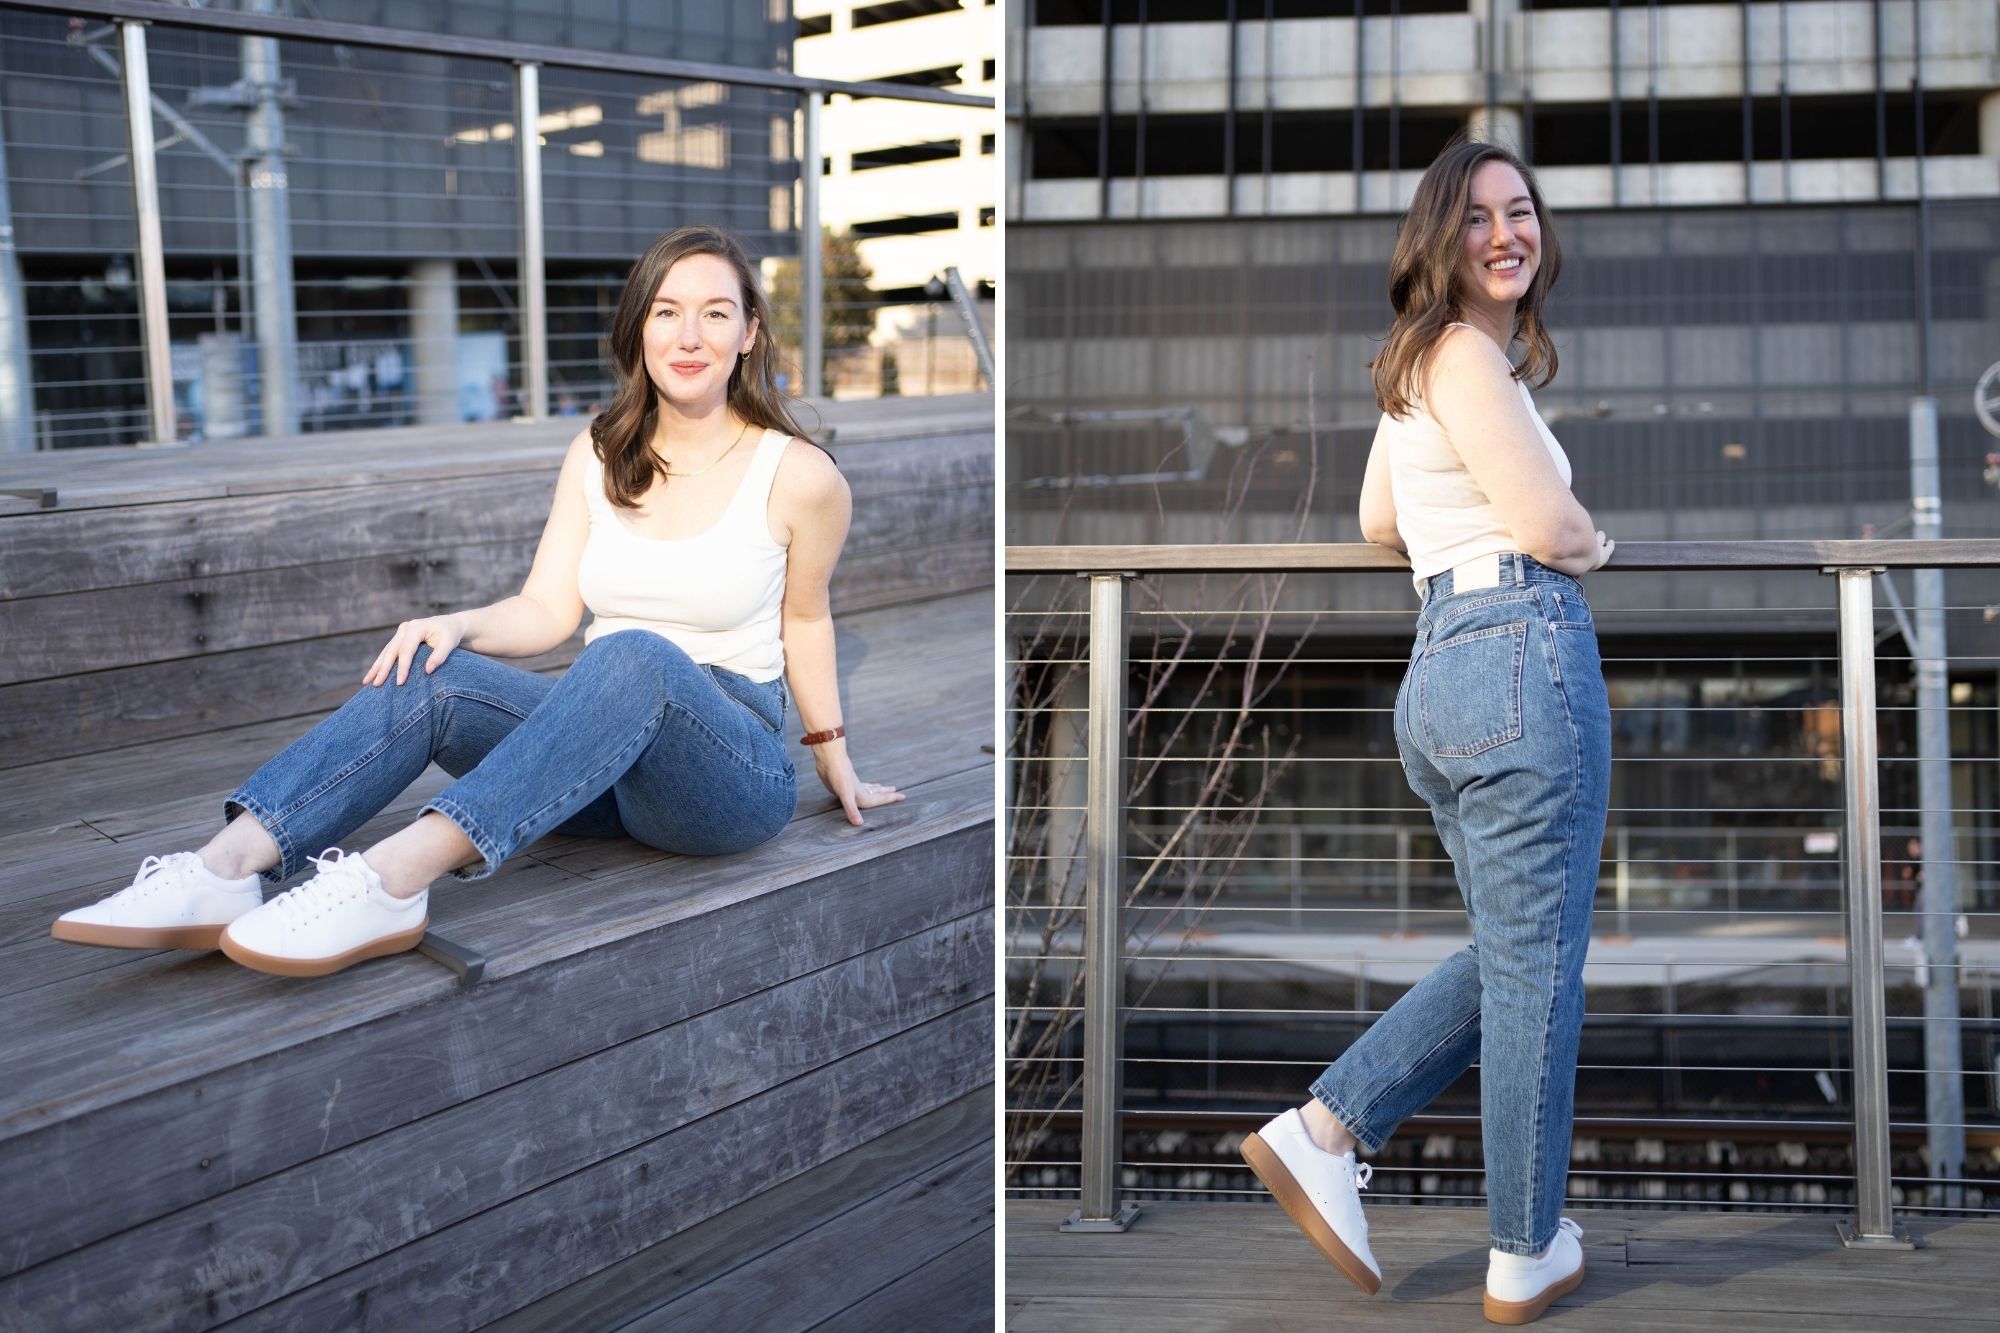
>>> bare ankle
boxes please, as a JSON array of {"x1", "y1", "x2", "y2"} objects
[{"x1": 1300, "y1": 1099, "x2": 1359, "y2": 1156}]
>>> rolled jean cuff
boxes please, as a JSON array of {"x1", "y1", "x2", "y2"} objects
[
  {"x1": 419, "y1": 796, "x2": 506, "y2": 882},
  {"x1": 222, "y1": 789, "x2": 300, "y2": 885},
  {"x1": 1306, "y1": 1078, "x2": 1388, "y2": 1156},
  {"x1": 1491, "y1": 1230, "x2": 1555, "y2": 1258}
]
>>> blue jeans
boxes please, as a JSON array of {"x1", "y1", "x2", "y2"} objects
[
  {"x1": 1308, "y1": 553, "x2": 1610, "y2": 1256},
  {"x1": 226, "y1": 630, "x2": 798, "y2": 883}
]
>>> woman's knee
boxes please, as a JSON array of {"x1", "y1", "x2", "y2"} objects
[{"x1": 573, "y1": 630, "x2": 700, "y2": 687}]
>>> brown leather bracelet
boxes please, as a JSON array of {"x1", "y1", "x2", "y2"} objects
[{"x1": 798, "y1": 724, "x2": 846, "y2": 747}]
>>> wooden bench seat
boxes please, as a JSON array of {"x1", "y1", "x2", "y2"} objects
[{"x1": 0, "y1": 398, "x2": 994, "y2": 1329}]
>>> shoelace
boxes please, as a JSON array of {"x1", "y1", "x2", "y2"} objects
[
  {"x1": 110, "y1": 851, "x2": 201, "y2": 903},
  {"x1": 264, "y1": 849, "x2": 375, "y2": 930},
  {"x1": 1555, "y1": 1217, "x2": 1581, "y2": 1241},
  {"x1": 1353, "y1": 1161, "x2": 1374, "y2": 1191}
]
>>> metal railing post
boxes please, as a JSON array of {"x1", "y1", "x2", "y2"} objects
[
  {"x1": 799, "y1": 91, "x2": 823, "y2": 400},
  {"x1": 1062, "y1": 571, "x2": 1139, "y2": 1233},
  {"x1": 118, "y1": 20, "x2": 175, "y2": 445},
  {"x1": 1833, "y1": 566, "x2": 1915, "y2": 1249},
  {"x1": 515, "y1": 61, "x2": 547, "y2": 420}
]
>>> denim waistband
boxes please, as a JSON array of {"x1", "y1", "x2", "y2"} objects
[{"x1": 1421, "y1": 552, "x2": 1580, "y2": 605}]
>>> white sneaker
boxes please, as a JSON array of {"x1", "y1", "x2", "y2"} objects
[
  {"x1": 1484, "y1": 1217, "x2": 1585, "y2": 1325},
  {"x1": 219, "y1": 849, "x2": 428, "y2": 978},
  {"x1": 1240, "y1": 1107, "x2": 1382, "y2": 1294},
  {"x1": 51, "y1": 852, "x2": 263, "y2": 950}
]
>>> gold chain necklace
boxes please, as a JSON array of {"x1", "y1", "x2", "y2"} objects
[{"x1": 661, "y1": 421, "x2": 752, "y2": 478}]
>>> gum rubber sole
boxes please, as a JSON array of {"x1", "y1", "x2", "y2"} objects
[
  {"x1": 50, "y1": 920, "x2": 229, "y2": 950},
  {"x1": 1240, "y1": 1130, "x2": 1382, "y2": 1296},
  {"x1": 218, "y1": 920, "x2": 429, "y2": 977},
  {"x1": 1483, "y1": 1260, "x2": 1585, "y2": 1325}
]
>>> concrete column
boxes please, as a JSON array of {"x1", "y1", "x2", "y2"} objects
[
  {"x1": 1981, "y1": 92, "x2": 2000, "y2": 158},
  {"x1": 242, "y1": 6, "x2": 299, "y2": 438},
  {"x1": 0, "y1": 106, "x2": 34, "y2": 452},
  {"x1": 1467, "y1": 0, "x2": 1524, "y2": 152},
  {"x1": 408, "y1": 259, "x2": 459, "y2": 426},
  {"x1": 1468, "y1": 104, "x2": 1524, "y2": 152}
]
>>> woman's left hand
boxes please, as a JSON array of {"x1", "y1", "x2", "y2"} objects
[{"x1": 813, "y1": 747, "x2": 904, "y2": 827}]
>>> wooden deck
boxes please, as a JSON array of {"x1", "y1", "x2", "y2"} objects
[
  {"x1": 1006, "y1": 1200, "x2": 2000, "y2": 1331},
  {"x1": 0, "y1": 396, "x2": 995, "y2": 1329}
]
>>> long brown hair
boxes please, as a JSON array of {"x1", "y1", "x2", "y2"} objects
[
  {"x1": 589, "y1": 226, "x2": 815, "y2": 508},
  {"x1": 1369, "y1": 135, "x2": 1562, "y2": 418}
]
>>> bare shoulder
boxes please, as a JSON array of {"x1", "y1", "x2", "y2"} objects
[
  {"x1": 561, "y1": 424, "x2": 598, "y2": 467},
  {"x1": 774, "y1": 436, "x2": 849, "y2": 508},
  {"x1": 1423, "y1": 324, "x2": 1516, "y2": 410}
]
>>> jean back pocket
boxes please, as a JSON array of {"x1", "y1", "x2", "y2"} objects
[{"x1": 1417, "y1": 620, "x2": 1527, "y2": 758}]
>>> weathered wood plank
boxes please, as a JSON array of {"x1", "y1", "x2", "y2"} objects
[
  {"x1": 0, "y1": 544, "x2": 536, "y2": 686},
  {"x1": 485, "y1": 1086, "x2": 993, "y2": 1333},
  {"x1": 0, "y1": 395, "x2": 990, "y2": 515},
  {"x1": 233, "y1": 1002, "x2": 992, "y2": 1331},
  {"x1": 0, "y1": 473, "x2": 548, "y2": 601},
  {"x1": 0, "y1": 916, "x2": 988, "y2": 1329},
  {"x1": 0, "y1": 820, "x2": 991, "y2": 1274},
  {"x1": 1005, "y1": 1200, "x2": 2000, "y2": 1329},
  {"x1": 0, "y1": 629, "x2": 584, "y2": 769},
  {"x1": 0, "y1": 558, "x2": 984, "y2": 767},
  {"x1": 0, "y1": 441, "x2": 987, "y2": 603},
  {"x1": 0, "y1": 477, "x2": 988, "y2": 686},
  {"x1": 630, "y1": 1142, "x2": 993, "y2": 1331},
  {"x1": 813, "y1": 1230, "x2": 995, "y2": 1333},
  {"x1": 0, "y1": 589, "x2": 987, "y2": 829}
]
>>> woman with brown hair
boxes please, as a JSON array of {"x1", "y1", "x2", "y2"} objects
[
  {"x1": 52, "y1": 225, "x2": 902, "y2": 977},
  {"x1": 1238, "y1": 138, "x2": 1614, "y2": 1325}
]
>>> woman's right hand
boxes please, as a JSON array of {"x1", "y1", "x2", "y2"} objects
[{"x1": 364, "y1": 614, "x2": 466, "y2": 687}]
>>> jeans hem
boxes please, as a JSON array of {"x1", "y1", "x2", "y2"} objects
[
  {"x1": 421, "y1": 797, "x2": 505, "y2": 882},
  {"x1": 223, "y1": 790, "x2": 298, "y2": 884},
  {"x1": 1305, "y1": 1080, "x2": 1384, "y2": 1156},
  {"x1": 1490, "y1": 1226, "x2": 1558, "y2": 1258}
]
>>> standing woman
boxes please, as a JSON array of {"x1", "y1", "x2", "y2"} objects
[
  {"x1": 1239, "y1": 139, "x2": 1614, "y2": 1325},
  {"x1": 52, "y1": 225, "x2": 902, "y2": 976}
]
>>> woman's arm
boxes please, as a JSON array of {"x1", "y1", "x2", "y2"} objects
[
  {"x1": 363, "y1": 430, "x2": 592, "y2": 685},
  {"x1": 1357, "y1": 424, "x2": 1407, "y2": 552},
  {"x1": 1422, "y1": 327, "x2": 1609, "y2": 576},
  {"x1": 773, "y1": 440, "x2": 903, "y2": 827},
  {"x1": 453, "y1": 429, "x2": 593, "y2": 655}
]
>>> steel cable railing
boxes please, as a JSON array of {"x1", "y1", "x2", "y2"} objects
[{"x1": 1004, "y1": 539, "x2": 2000, "y2": 1248}]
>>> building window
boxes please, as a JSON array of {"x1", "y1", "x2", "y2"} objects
[
  {"x1": 854, "y1": 0, "x2": 960, "y2": 28},
  {"x1": 853, "y1": 139, "x2": 964, "y2": 170}
]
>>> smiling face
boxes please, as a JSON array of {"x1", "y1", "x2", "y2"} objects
[
  {"x1": 641, "y1": 252, "x2": 760, "y2": 416},
  {"x1": 1457, "y1": 160, "x2": 1540, "y2": 315}
]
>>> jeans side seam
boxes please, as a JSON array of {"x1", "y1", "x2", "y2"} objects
[{"x1": 1517, "y1": 632, "x2": 1592, "y2": 1257}]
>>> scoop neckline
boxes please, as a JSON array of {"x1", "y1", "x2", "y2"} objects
[{"x1": 601, "y1": 428, "x2": 779, "y2": 545}]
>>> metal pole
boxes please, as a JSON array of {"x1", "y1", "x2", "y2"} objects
[
  {"x1": 1063, "y1": 572, "x2": 1139, "y2": 1233},
  {"x1": 941, "y1": 266, "x2": 992, "y2": 386},
  {"x1": 0, "y1": 106, "x2": 36, "y2": 452},
  {"x1": 1395, "y1": 826, "x2": 1411, "y2": 936},
  {"x1": 516, "y1": 61, "x2": 547, "y2": 420},
  {"x1": 799, "y1": 90, "x2": 822, "y2": 400},
  {"x1": 1834, "y1": 566, "x2": 1915, "y2": 1249},
  {"x1": 119, "y1": 21, "x2": 175, "y2": 444},
  {"x1": 1909, "y1": 395, "x2": 1966, "y2": 1208},
  {"x1": 242, "y1": 3, "x2": 298, "y2": 437},
  {"x1": 1616, "y1": 825, "x2": 1631, "y2": 935}
]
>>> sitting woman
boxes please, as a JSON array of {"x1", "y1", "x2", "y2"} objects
[{"x1": 53, "y1": 225, "x2": 903, "y2": 977}]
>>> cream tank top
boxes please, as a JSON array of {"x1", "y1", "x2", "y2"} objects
[
  {"x1": 1377, "y1": 324, "x2": 1572, "y2": 591},
  {"x1": 576, "y1": 427, "x2": 790, "y2": 682}
]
